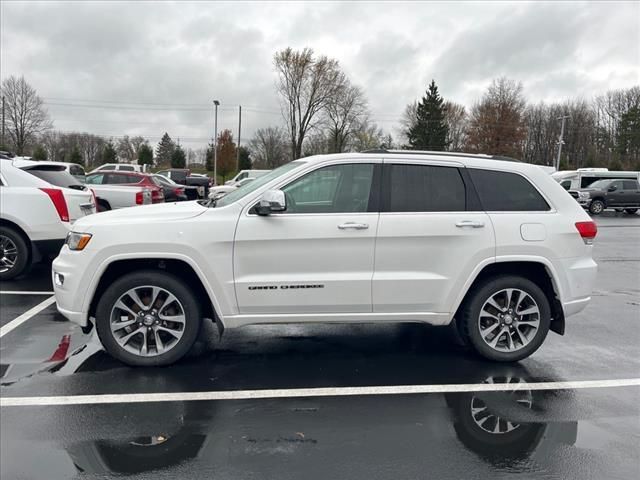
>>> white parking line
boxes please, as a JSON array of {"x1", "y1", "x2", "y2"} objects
[
  {"x1": 1, "y1": 378, "x2": 639, "y2": 407},
  {"x1": 0, "y1": 291, "x2": 54, "y2": 295},
  {"x1": 0, "y1": 296, "x2": 56, "y2": 338}
]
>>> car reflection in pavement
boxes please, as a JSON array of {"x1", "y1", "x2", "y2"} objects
[{"x1": 18, "y1": 340, "x2": 576, "y2": 477}]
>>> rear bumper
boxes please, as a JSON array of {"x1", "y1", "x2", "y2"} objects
[
  {"x1": 557, "y1": 256, "x2": 598, "y2": 318},
  {"x1": 562, "y1": 296, "x2": 591, "y2": 317}
]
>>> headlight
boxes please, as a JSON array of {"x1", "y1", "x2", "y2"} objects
[
  {"x1": 578, "y1": 191, "x2": 590, "y2": 198},
  {"x1": 66, "y1": 232, "x2": 92, "y2": 251}
]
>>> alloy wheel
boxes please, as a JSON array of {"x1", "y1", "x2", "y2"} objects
[
  {"x1": 477, "y1": 288, "x2": 541, "y2": 353},
  {"x1": 109, "y1": 286, "x2": 186, "y2": 357},
  {"x1": 0, "y1": 235, "x2": 18, "y2": 274}
]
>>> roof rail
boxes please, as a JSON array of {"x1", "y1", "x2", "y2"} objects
[{"x1": 359, "y1": 149, "x2": 521, "y2": 162}]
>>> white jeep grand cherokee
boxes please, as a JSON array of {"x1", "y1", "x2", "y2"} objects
[{"x1": 53, "y1": 151, "x2": 598, "y2": 366}]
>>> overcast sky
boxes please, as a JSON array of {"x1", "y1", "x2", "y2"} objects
[{"x1": 2, "y1": 1, "x2": 639, "y2": 151}]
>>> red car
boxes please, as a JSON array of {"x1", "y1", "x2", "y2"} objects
[{"x1": 85, "y1": 171, "x2": 165, "y2": 204}]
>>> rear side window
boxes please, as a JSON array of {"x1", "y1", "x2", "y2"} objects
[
  {"x1": 105, "y1": 173, "x2": 139, "y2": 184},
  {"x1": 469, "y1": 169, "x2": 550, "y2": 211},
  {"x1": 386, "y1": 164, "x2": 466, "y2": 212},
  {"x1": 623, "y1": 180, "x2": 639, "y2": 190},
  {"x1": 118, "y1": 165, "x2": 135, "y2": 172},
  {"x1": 21, "y1": 166, "x2": 82, "y2": 189},
  {"x1": 69, "y1": 165, "x2": 85, "y2": 176}
]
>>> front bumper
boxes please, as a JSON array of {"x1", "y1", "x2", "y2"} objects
[{"x1": 52, "y1": 246, "x2": 92, "y2": 327}]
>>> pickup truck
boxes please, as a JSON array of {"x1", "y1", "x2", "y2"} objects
[
  {"x1": 88, "y1": 184, "x2": 153, "y2": 211},
  {"x1": 569, "y1": 178, "x2": 640, "y2": 215},
  {"x1": 156, "y1": 169, "x2": 210, "y2": 199}
]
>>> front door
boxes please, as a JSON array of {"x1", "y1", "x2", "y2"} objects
[
  {"x1": 373, "y1": 162, "x2": 495, "y2": 317},
  {"x1": 607, "y1": 180, "x2": 627, "y2": 207},
  {"x1": 234, "y1": 161, "x2": 380, "y2": 315}
]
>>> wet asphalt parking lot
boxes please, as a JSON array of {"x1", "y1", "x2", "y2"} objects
[{"x1": 1, "y1": 213, "x2": 639, "y2": 480}]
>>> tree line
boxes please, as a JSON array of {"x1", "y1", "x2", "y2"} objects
[{"x1": 2, "y1": 54, "x2": 639, "y2": 173}]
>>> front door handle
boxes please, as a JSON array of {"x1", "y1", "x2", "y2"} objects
[
  {"x1": 455, "y1": 220, "x2": 485, "y2": 228},
  {"x1": 338, "y1": 222, "x2": 369, "y2": 230}
]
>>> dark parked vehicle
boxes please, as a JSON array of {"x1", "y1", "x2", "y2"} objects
[
  {"x1": 570, "y1": 178, "x2": 640, "y2": 215},
  {"x1": 86, "y1": 171, "x2": 165, "y2": 206},
  {"x1": 151, "y1": 174, "x2": 196, "y2": 202},
  {"x1": 156, "y1": 169, "x2": 210, "y2": 199}
]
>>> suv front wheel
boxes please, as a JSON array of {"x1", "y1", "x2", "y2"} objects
[
  {"x1": 95, "y1": 270, "x2": 202, "y2": 366},
  {"x1": 589, "y1": 199, "x2": 605, "y2": 215},
  {"x1": 461, "y1": 276, "x2": 551, "y2": 362}
]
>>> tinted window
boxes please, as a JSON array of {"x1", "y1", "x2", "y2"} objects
[
  {"x1": 21, "y1": 166, "x2": 82, "y2": 189},
  {"x1": 118, "y1": 165, "x2": 135, "y2": 171},
  {"x1": 560, "y1": 180, "x2": 571, "y2": 190},
  {"x1": 610, "y1": 180, "x2": 624, "y2": 190},
  {"x1": 105, "y1": 173, "x2": 140, "y2": 184},
  {"x1": 69, "y1": 165, "x2": 85, "y2": 176},
  {"x1": 623, "y1": 180, "x2": 638, "y2": 190},
  {"x1": 282, "y1": 163, "x2": 375, "y2": 214},
  {"x1": 85, "y1": 174, "x2": 104, "y2": 185},
  {"x1": 386, "y1": 164, "x2": 465, "y2": 212},
  {"x1": 581, "y1": 176, "x2": 598, "y2": 188},
  {"x1": 469, "y1": 169, "x2": 550, "y2": 211}
]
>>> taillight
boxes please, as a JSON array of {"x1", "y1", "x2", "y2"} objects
[
  {"x1": 151, "y1": 188, "x2": 164, "y2": 202},
  {"x1": 135, "y1": 191, "x2": 144, "y2": 205},
  {"x1": 575, "y1": 221, "x2": 597, "y2": 245},
  {"x1": 174, "y1": 187, "x2": 184, "y2": 196},
  {"x1": 40, "y1": 188, "x2": 69, "y2": 222}
]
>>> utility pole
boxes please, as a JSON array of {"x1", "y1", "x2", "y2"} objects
[
  {"x1": 236, "y1": 105, "x2": 242, "y2": 171},
  {"x1": 213, "y1": 100, "x2": 220, "y2": 185},
  {"x1": 555, "y1": 115, "x2": 570, "y2": 171},
  {"x1": 1, "y1": 96, "x2": 5, "y2": 148}
]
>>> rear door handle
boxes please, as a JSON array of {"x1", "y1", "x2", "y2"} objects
[
  {"x1": 456, "y1": 220, "x2": 485, "y2": 228},
  {"x1": 338, "y1": 222, "x2": 369, "y2": 230}
]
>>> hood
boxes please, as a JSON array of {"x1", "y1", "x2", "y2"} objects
[{"x1": 73, "y1": 201, "x2": 207, "y2": 230}]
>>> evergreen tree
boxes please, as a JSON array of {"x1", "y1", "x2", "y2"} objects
[
  {"x1": 205, "y1": 142, "x2": 214, "y2": 172},
  {"x1": 171, "y1": 144, "x2": 186, "y2": 168},
  {"x1": 156, "y1": 132, "x2": 175, "y2": 167},
  {"x1": 70, "y1": 146, "x2": 83, "y2": 165},
  {"x1": 101, "y1": 141, "x2": 117, "y2": 165},
  {"x1": 407, "y1": 80, "x2": 449, "y2": 151},
  {"x1": 32, "y1": 145, "x2": 48, "y2": 160},
  {"x1": 238, "y1": 146, "x2": 252, "y2": 170},
  {"x1": 138, "y1": 143, "x2": 154, "y2": 166}
]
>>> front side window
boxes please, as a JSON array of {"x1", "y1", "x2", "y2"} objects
[
  {"x1": 85, "y1": 174, "x2": 104, "y2": 185},
  {"x1": 281, "y1": 163, "x2": 375, "y2": 214},
  {"x1": 386, "y1": 164, "x2": 466, "y2": 212},
  {"x1": 469, "y1": 169, "x2": 550, "y2": 211}
]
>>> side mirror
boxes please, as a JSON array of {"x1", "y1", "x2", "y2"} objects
[
  {"x1": 608, "y1": 185, "x2": 617, "y2": 192},
  {"x1": 257, "y1": 189, "x2": 286, "y2": 215}
]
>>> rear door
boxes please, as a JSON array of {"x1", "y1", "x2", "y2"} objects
[
  {"x1": 372, "y1": 161, "x2": 495, "y2": 318},
  {"x1": 622, "y1": 180, "x2": 640, "y2": 205}
]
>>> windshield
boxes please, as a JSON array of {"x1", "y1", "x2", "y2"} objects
[
  {"x1": 216, "y1": 161, "x2": 305, "y2": 207},
  {"x1": 586, "y1": 179, "x2": 613, "y2": 189}
]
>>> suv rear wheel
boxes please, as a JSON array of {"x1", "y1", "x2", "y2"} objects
[
  {"x1": 0, "y1": 226, "x2": 30, "y2": 280},
  {"x1": 461, "y1": 276, "x2": 551, "y2": 362},
  {"x1": 95, "y1": 270, "x2": 202, "y2": 366}
]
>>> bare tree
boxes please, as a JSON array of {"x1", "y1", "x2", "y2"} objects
[
  {"x1": 324, "y1": 82, "x2": 369, "y2": 153},
  {"x1": 116, "y1": 135, "x2": 136, "y2": 162},
  {"x1": 466, "y1": 77, "x2": 527, "y2": 158},
  {"x1": 351, "y1": 118, "x2": 387, "y2": 151},
  {"x1": 398, "y1": 100, "x2": 418, "y2": 146},
  {"x1": 274, "y1": 47, "x2": 347, "y2": 159},
  {"x1": 249, "y1": 126, "x2": 290, "y2": 168},
  {"x1": 1, "y1": 75, "x2": 52, "y2": 154},
  {"x1": 443, "y1": 101, "x2": 467, "y2": 151}
]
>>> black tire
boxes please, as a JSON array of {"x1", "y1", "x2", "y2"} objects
[
  {"x1": 589, "y1": 199, "x2": 605, "y2": 215},
  {"x1": 97, "y1": 199, "x2": 111, "y2": 212},
  {"x1": 625, "y1": 208, "x2": 638, "y2": 215},
  {"x1": 0, "y1": 226, "x2": 30, "y2": 280},
  {"x1": 95, "y1": 270, "x2": 202, "y2": 367},
  {"x1": 460, "y1": 276, "x2": 551, "y2": 362}
]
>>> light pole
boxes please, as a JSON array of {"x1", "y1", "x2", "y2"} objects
[
  {"x1": 213, "y1": 100, "x2": 220, "y2": 185},
  {"x1": 555, "y1": 115, "x2": 570, "y2": 171}
]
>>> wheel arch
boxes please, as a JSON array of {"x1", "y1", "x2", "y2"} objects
[
  {"x1": 453, "y1": 259, "x2": 565, "y2": 336},
  {"x1": 87, "y1": 257, "x2": 220, "y2": 328},
  {"x1": 0, "y1": 218, "x2": 33, "y2": 262}
]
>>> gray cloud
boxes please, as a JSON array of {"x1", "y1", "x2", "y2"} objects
[{"x1": 1, "y1": 1, "x2": 638, "y2": 150}]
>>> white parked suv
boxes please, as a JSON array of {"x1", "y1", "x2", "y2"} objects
[
  {"x1": 53, "y1": 151, "x2": 598, "y2": 366},
  {"x1": 0, "y1": 158, "x2": 96, "y2": 279}
]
